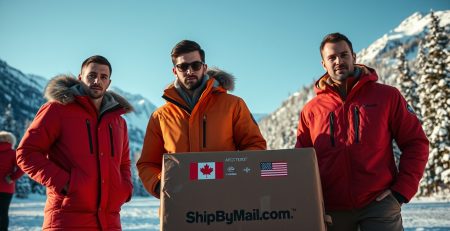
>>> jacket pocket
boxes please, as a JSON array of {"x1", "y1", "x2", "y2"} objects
[
  {"x1": 329, "y1": 112, "x2": 335, "y2": 147},
  {"x1": 108, "y1": 179, "x2": 131, "y2": 213},
  {"x1": 66, "y1": 170, "x2": 76, "y2": 196},
  {"x1": 61, "y1": 169, "x2": 96, "y2": 211},
  {"x1": 85, "y1": 120, "x2": 93, "y2": 154},
  {"x1": 353, "y1": 107, "x2": 360, "y2": 143}
]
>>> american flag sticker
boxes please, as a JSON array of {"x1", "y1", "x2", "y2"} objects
[{"x1": 260, "y1": 162, "x2": 288, "y2": 177}]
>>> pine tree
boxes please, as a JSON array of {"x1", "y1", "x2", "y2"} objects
[
  {"x1": 418, "y1": 11, "x2": 450, "y2": 196},
  {"x1": 395, "y1": 47, "x2": 419, "y2": 113},
  {"x1": 15, "y1": 175, "x2": 31, "y2": 199},
  {"x1": 1, "y1": 104, "x2": 18, "y2": 137}
]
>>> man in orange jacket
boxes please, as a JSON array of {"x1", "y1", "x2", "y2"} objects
[
  {"x1": 295, "y1": 33, "x2": 429, "y2": 231},
  {"x1": 137, "y1": 40, "x2": 267, "y2": 198}
]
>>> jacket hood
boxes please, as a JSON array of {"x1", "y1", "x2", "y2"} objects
[
  {"x1": 206, "y1": 67, "x2": 235, "y2": 91},
  {"x1": 44, "y1": 75, "x2": 133, "y2": 113},
  {"x1": 315, "y1": 64, "x2": 378, "y2": 93},
  {"x1": 0, "y1": 131, "x2": 16, "y2": 147}
]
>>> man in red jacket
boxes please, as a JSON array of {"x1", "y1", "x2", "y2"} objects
[
  {"x1": 0, "y1": 131, "x2": 24, "y2": 231},
  {"x1": 17, "y1": 56, "x2": 133, "y2": 230},
  {"x1": 295, "y1": 33, "x2": 429, "y2": 231}
]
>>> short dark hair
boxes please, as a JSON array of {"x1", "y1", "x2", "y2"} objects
[
  {"x1": 81, "y1": 55, "x2": 112, "y2": 75},
  {"x1": 320, "y1": 33, "x2": 354, "y2": 58},
  {"x1": 171, "y1": 40, "x2": 205, "y2": 65}
]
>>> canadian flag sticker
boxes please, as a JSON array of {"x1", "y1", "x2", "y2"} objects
[{"x1": 190, "y1": 162, "x2": 224, "y2": 180}]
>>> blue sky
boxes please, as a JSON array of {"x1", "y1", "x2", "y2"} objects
[{"x1": 0, "y1": 0, "x2": 448, "y2": 113}]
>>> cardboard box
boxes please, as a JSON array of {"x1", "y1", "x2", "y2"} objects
[{"x1": 161, "y1": 148, "x2": 326, "y2": 231}]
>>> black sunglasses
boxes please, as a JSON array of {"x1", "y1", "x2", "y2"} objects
[{"x1": 175, "y1": 61, "x2": 204, "y2": 72}]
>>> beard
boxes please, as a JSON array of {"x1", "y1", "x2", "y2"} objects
[
  {"x1": 330, "y1": 64, "x2": 354, "y2": 82},
  {"x1": 180, "y1": 70, "x2": 205, "y2": 91},
  {"x1": 81, "y1": 83, "x2": 105, "y2": 99},
  {"x1": 184, "y1": 77, "x2": 202, "y2": 90}
]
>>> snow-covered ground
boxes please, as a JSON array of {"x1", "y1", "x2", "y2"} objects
[{"x1": 8, "y1": 195, "x2": 450, "y2": 230}]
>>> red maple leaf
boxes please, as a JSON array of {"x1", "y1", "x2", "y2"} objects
[{"x1": 200, "y1": 164, "x2": 214, "y2": 177}]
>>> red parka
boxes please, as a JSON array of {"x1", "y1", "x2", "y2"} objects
[
  {"x1": 0, "y1": 132, "x2": 24, "y2": 194},
  {"x1": 295, "y1": 66, "x2": 429, "y2": 211},
  {"x1": 16, "y1": 76, "x2": 133, "y2": 230}
]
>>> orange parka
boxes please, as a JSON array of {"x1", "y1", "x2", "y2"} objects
[{"x1": 137, "y1": 68, "x2": 267, "y2": 198}]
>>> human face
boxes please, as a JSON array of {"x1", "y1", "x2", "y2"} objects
[
  {"x1": 172, "y1": 51, "x2": 207, "y2": 91},
  {"x1": 321, "y1": 40, "x2": 356, "y2": 83},
  {"x1": 78, "y1": 63, "x2": 111, "y2": 100}
]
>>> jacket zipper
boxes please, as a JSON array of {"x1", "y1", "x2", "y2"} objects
[
  {"x1": 85, "y1": 120, "x2": 94, "y2": 154},
  {"x1": 95, "y1": 119, "x2": 101, "y2": 210},
  {"x1": 353, "y1": 107, "x2": 360, "y2": 143},
  {"x1": 109, "y1": 123, "x2": 115, "y2": 157},
  {"x1": 203, "y1": 115, "x2": 207, "y2": 148},
  {"x1": 329, "y1": 112, "x2": 335, "y2": 147}
]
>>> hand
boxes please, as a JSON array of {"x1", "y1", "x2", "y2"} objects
[
  {"x1": 4, "y1": 175, "x2": 13, "y2": 184},
  {"x1": 376, "y1": 189, "x2": 391, "y2": 201}
]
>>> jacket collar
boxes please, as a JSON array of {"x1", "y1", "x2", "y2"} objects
[
  {"x1": 162, "y1": 67, "x2": 235, "y2": 110},
  {"x1": 315, "y1": 64, "x2": 378, "y2": 100},
  {"x1": 44, "y1": 75, "x2": 133, "y2": 115}
]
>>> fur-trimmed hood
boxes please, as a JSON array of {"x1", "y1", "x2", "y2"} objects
[
  {"x1": 0, "y1": 131, "x2": 16, "y2": 147},
  {"x1": 44, "y1": 75, "x2": 133, "y2": 113},
  {"x1": 206, "y1": 67, "x2": 235, "y2": 91}
]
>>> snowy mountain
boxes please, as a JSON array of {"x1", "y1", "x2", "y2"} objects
[
  {"x1": 358, "y1": 11, "x2": 450, "y2": 67},
  {"x1": 259, "y1": 10, "x2": 450, "y2": 150},
  {"x1": 0, "y1": 60, "x2": 46, "y2": 137}
]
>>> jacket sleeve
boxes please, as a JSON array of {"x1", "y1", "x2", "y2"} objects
[
  {"x1": 10, "y1": 159, "x2": 24, "y2": 181},
  {"x1": 136, "y1": 112, "x2": 166, "y2": 198},
  {"x1": 295, "y1": 109, "x2": 313, "y2": 148},
  {"x1": 233, "y1": 98, "x2": 267, "y2": 150},
  {"x1": 16, "y1": 103, "x2": 70, "y2": 194},
  {"x1": 121, "y1": 120, "x2": 133, "y2": 202},
  {"x1": 389, "y1": 89, "x2": 429, "y2": 202}
]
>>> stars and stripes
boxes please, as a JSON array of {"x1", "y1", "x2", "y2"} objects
[{"x1": 260, "y1": 162, "x2": 288, "y2": 177}]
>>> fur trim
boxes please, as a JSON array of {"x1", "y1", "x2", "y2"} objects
[
  {"x1": 44, "y1": 74, "x2": 79, "y2": 104},
  {"x1": 44, "y1": 74, "x2": 133, "y2": 113},
  {"x1": 0, "y1": 131, "x2": 16, "y2": 147},
  {"x1": 207, "y1": 67, "x2": 235, "y2": 91}
]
